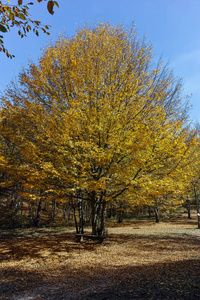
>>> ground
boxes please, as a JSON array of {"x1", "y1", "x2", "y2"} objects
[{"x1": 0, "y1": 212, "x2": 200, "y2": 299}]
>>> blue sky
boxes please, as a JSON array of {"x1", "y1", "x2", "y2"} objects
[{"x1": 1, "y1": 0, "x2": 200, "y2": 122}]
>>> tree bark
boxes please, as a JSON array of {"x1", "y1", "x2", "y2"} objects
[
  {"x1": 78, "y1": 191, "x2": 84, "y2": 234},
  {"x1": 194, "y1": 185, "x2": 200, "y2": 229},
  {"x1": 99, "y1": 200, "x2": 107, "y2": 236},
  {"x1": 117, "y1": 202, "x2": 124, "y2": 223},
  {"x1": 28, "y1": 200, "x2": 33, "y2": 221},
  {"x1": 62, "y1": 202, "x2": 68, "y2": 219},
  {"x1": 63, "y1": 203, "x2": 71, "y2": 224},
  {"x1": 85, "y1": 202, "x2": 91, "y2": 225},
  {"x1": 186, "y1": 198, "x2": 191, "y2": 219},
  {"x1": 34, "y1": 194, "x2": 43, "y2": 227},
  {"x1": 91, "y1": 191, "x2": 101, "y2": 236},
  {"x1": 51, "y1": 199, "x2": 56, "y2": 223},
  {"x1": 148, "y1": 205, "x2": 152, "y2": 218},
  {"x1": 155, "y1": 199, "x2": 160, "y2": 223},
  {"x1": 71, "y1": 197, "x2": 79, "y2": 234}
]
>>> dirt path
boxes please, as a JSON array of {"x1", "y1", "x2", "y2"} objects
[{"x1": 0, "y1": 215, "x2": 200, "y2": 299}]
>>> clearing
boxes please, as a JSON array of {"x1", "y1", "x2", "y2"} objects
[{"x1": 0, "y1": 212, "x2": 200, "y2": 299}]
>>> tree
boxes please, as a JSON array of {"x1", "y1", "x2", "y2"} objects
[
  {"x1": 180, "y1": 124, "x2": 200, "y2": 228},
  {"x1": 0, "y1": 23, "x2": 197, "y2": 234},
  {"x1": 0, "y1": 0, "x2": 59, "y2": 58}
]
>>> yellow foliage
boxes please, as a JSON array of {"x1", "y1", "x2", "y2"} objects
[{"x1": 0, "y1": 23, "x2": 198, "y2": 210}]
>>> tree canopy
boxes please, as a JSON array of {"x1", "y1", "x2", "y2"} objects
[{"x1": 0, "y1": 23, "x2": 199, "y2": 233}]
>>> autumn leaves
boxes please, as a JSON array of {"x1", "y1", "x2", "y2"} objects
[
  {"x1": 0, "y1": 24, "x2": 199, "y2": 233},
  {"x1": 0, "y1": 0, "x2": 59, "y2": 58}
]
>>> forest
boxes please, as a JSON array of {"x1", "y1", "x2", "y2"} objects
[{"x1": 0, "y1": 23, "x2": 200, "y2": 234}]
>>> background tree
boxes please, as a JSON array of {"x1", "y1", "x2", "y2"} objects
[{"x1": 0, "y1": 0, "x2": 59, "y2": 57}]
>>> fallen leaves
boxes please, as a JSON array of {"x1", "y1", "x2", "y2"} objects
[{"x1": 0, "y1": 214, "x2": 200, "y2": 299}]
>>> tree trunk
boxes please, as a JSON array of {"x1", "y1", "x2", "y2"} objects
[
  {"x1": 99, "y1": 201, "x2": 107, "y2": 236},
  {"x1": 91, "y1": 191, "x2": 101, "y2": 236},
  {"x1": 20, "y1": 200, "x2": 23, "y2": 215},
  {"x1": 198, "y1": 214, "x2": 200, "y2": 229},
  {"x1": 118, "y1": 210, "x2": 123, "y2": 223},
  {"x1": 155, "y1": 199, "x2": 160, "y2": 223},
  {"x1": 117, "y1": 201, "x2": 124, "y2": 223},
  {"x1": 34, "y1": 196, "x2": 43, "y2": 227},
  {"x1": 186, "y1": 198, "x2": 191, "y2": 219},
  {"x1": 28, "y1": 200, "x2": 33, "y2": 221},
  {"x1": 71, "y1": 197, "x2": 79, "y2": 234},
  {"x1": 52, "y1": 199, "x2": 56, "y2": 223},
  {"x1": 62, "y1": 202, "x2": 68, "y2": 219},
  {"x1": 85, "y1": 202, "x2": 91, "y2": 225},
  {"x1": 148, "y1": 206, "x2": 151, "y2": 218},
  {"x1": 45, "y1": 201, "x2": 49, "y2": 211},
  {"x1": 78, "y1": 191, "x2": 84, "y2": 234},
  {"x1": 63, "y1": 203, "x2": 71, "y2": 224},
  {"x1": 108, "y1": 202, "x2": 116, "y2": 218},
  {"x1": 13, "y1": 194, "x2": 19, "y2": 214},
  {"x1": 194, "y1": 185, "x2": 200, "y2": 229}
]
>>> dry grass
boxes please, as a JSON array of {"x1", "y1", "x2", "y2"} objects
[{"x1": 0, "y1": 211, "x2": 200, "y2": 299}]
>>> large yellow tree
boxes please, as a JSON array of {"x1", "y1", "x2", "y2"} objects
[{"x1": 1, "y1": 23, "x2": 197, "y2": 234}]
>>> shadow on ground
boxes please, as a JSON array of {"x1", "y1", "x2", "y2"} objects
[
  {"x1": 82, "y1": 259, "x2": 200, "y2": 300},
  {"x1": 0, "y1": 228, "x2": 199, "y2": 262},
  {"x1": 0, "y1": 259, "x2": 200, "y2": 299},
  {"x1": 0, "y1": 230, "x2": 101, "y2": 261}
]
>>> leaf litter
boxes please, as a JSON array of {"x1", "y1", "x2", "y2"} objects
[{"x1": 0, "y1": 213, "x2": 200, "y2": 299}]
